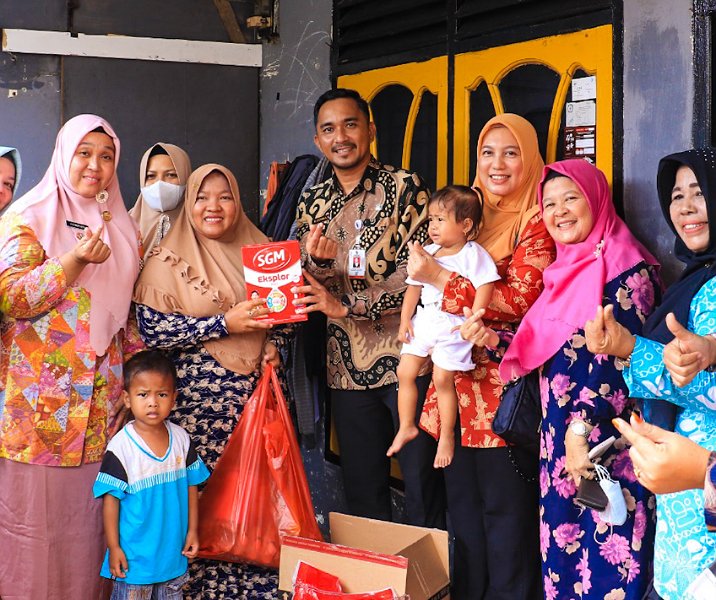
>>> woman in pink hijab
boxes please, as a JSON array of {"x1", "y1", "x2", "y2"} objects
[
  {"x1": 465, "y1": 160, "x2": 660, "y2": 598},
  {"x1": 0, "y1": 114, "x2": 142, "y2": 599}
]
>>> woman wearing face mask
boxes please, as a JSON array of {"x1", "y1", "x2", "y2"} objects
[
  {"x1": 129, "y1": 142, "x2": 191, "y2": 256},
  {"x1": 0, "y1": 145, "x2": 21, "y2": 213}
]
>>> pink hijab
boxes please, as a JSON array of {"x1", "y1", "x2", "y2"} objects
[
  {"x1": 499, "y1": 159, "x2": 658, "y2": 380},
  {"x1": 9, "y1": 114, "x2": 140, "y2": 355}
]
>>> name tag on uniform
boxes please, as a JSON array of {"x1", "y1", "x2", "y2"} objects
[
  {"x1": 66, "y1": 220, "x2": 88, "y2": 240},
  {"x1": 348, "y1": 247, "x2": 366, "y2": 278}
]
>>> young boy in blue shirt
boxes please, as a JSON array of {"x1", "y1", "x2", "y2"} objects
[{"x1": 93, "y1": 350, "x2": 210, "y2": 598}]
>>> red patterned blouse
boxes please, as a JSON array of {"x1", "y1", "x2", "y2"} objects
[{"x1": 420, "y1": 214, "x2": 556, "y2": 449}]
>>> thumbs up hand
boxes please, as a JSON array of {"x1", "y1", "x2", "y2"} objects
[
  {"x1": 662, "y1": 312, "x2": 716, "y2": 387},
  {"x1": 584, "y1": 304, "x2": 636, "y2": 359}
]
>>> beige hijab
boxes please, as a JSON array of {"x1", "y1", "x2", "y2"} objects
[
  {"x1": 129, "y1": 142, "x2": 191, "y2": 254},
  {"x1": 134, "y1": 163, "x2": 269, "y2": 374},
  {"x1": 473, "y1": 113, "x2": 545, "y2": 262}
]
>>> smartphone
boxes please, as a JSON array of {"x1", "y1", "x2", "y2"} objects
[
  {"x1": 576, "y1": 477, "x2": 608, "y2": 511},
  {"x1": 588, "y1": 436, "x2": 616, "y2": 461}
]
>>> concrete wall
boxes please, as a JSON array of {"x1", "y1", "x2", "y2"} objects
[
  {"x1": 259, "y1": 0, "x2": 333, "y2": 197},
  {"x1": 622, "y1": 0, "x2": 695, "y2": 283},
  {"x1": 0, "y1": 2, "x2": 64, "y2": 195},
  {"x1": 0, "y1": 0, "x2": 261, "y2": 218}
]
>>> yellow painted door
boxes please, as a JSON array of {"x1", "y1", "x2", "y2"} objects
[
  {"x1": 337, "y1": 25, "x2": 612, "y2": 189},
  {"x1": 338, "y1": 55, "x2": 449, "y2": 189},
  {"x1": 454, "y1": 25, "x2": 613, "y2": 185}
]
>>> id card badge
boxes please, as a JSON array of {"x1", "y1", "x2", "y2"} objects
[{"x1": 348, "y1": 246, "x2": 366, "y2": 279}]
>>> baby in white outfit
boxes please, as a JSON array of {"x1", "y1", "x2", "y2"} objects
[{"x1": 387, "y1": 185, "x2": 499, "y2": 468}]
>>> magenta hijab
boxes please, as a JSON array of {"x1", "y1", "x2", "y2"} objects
[
  {"x1": 499, "y1": 159, "x2": 658, "y2": 380},
  {"x1": 9, "y1": 114, "x2": 140, "y2": 355}
]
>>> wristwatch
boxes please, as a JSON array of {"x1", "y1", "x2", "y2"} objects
[{"x1": 569, "y1": 421, "x2": 590, "y2": 437}]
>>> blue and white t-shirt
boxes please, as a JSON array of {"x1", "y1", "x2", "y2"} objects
[{"x1": 93, "y1": 420, "x2": 210, "y2": 585}]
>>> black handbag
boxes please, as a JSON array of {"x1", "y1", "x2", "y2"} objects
[{"x1": 492, "y1": 370, "x2": 542, "y2": 454}]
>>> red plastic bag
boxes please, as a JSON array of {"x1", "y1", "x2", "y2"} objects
[{"x1": 197, "y1": 364, "x2": 322, "y2": 567}]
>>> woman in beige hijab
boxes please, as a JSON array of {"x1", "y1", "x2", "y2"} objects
[
  {"x1": 133, "y1": 164, "x2": 288, "y2": 599},
  {"x1": 129, "y1": 142, "x2": 191, "y2": 256}
]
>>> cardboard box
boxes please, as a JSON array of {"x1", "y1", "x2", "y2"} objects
[
  {"x1": 242, "y1": 240, "x2": 307, "y2": 325},
  {"x1": 279, "y1": 513, "x2": 450, "y2": 600}
]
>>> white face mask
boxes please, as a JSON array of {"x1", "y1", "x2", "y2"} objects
[{"x1": 140, "y1": 180, "x2": 186, "y2": 212}]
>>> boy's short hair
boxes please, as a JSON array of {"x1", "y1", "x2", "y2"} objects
[
  {"x1": 123, "y1": 350, "x2": 177, "y2": 390},
  {"x1": 429, "y1": 185, "x2": 485, "y2": 240},
  {"x1": 313, "y1": 88, "x2": 371, "y2": 126}
]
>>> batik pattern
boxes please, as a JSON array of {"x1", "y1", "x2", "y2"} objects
[{"x1": 296, "y1": 158, "x2": 429, "y2": 390}]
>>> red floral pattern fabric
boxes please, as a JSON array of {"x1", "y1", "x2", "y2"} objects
[{"x1": 420, "y1": 214, "x2": 556, "y2": 448}]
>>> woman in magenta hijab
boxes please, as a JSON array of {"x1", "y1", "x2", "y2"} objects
[
  {"x1": 0, "y1": 114, "x2": 142, "y2": 598},
  {"x1": 466, "y1": 159, "x2": 660, "y2": 598}
]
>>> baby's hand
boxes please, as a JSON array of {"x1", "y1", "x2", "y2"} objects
[
  {"x1": 182, "y1": 530, "x2": 200, "y2": 559},
  {"x1": 108, "y1": 546, "x2": 128, "y2": 579},
  {"x1": 398, "y1": 320, "x2": 414, "y2": 344}
]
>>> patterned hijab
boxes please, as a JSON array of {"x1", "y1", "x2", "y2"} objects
[
  {"x1": 8, "y1": 114, "x2": 140, "y2": 355},
  {"x1": 474, "y1": 113, "x2": 545, "y2": 262},
  {"x1": 128, "y1": 142, "x2": 191, "y2": 254},
  {"x1": 642, "y1": 148, "x2": 716, "y2": 344},
  {"x1": 499, "y1": 159, "x2": 659, "y2": 380},
  {"x1": 134, "y1": 164, "x2": 269, "y2": 374}
]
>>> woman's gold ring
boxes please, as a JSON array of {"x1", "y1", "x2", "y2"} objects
[
  {"x1": 248, "y1": 307, "x2": 258, "y2": 318},
  {"x1": 633, "y1": 466, "x2": 643, "y2": 480}
]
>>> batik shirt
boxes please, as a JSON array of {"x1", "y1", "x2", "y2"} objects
[
  {"x1": 624, "y1": 278, "x2": 716, "y2": 599},
  {"x1": 93, "y1": 421, "x2": 210, "y2": 585},
  {"x1": 0, "y1": 212, "x2": 143, "y2": 466},
  {"x1": 296, "y1": 158, "x2": 429, "y2": 390}
]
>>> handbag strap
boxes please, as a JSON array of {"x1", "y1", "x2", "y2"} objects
[{"x1": 507, "y1": 445, "x2": 537, "y2": 483}]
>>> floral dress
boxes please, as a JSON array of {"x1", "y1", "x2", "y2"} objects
[
  {"x1": 623, "y1": 278, "x2": 716, "y2": 599},
  {"x1": 537, "y1": 263, "x2": 659, "y2": 600},
  {"x1": 137, "y1": 304, "x2": 292, "y2": 600}
]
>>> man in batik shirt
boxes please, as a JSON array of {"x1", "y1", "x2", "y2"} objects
[{"x1": 294, "y1": 88, "x2": 444, "y2": 526}]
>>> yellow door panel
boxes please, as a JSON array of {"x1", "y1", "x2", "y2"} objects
[
  {"x1": 338, "y1": 56, "x2": 449, "y2": 188},
  {"x1": 454, "y1": 25, "x2": 613, "y2": 185}
]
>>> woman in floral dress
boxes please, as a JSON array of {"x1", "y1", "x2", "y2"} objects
[
  {"x1": 134, "y1": 164, "x2": 290, "y2": 599},
  {"x1": 469, "y1": 159, "x2": 660, "y2": 599}
]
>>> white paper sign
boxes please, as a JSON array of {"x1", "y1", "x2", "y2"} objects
[
  {"x1": 572, "y1": 76, "x2": 596, "y2": 101},
  {"x1": 566, "y1": 101, "x2": 596, "y2": 127}
]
